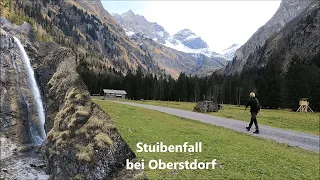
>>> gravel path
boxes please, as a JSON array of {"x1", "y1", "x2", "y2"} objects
[{"x1": 113, "y1": 101, "x2": 320, "y2": 152}]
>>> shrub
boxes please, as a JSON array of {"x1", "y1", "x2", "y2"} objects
[
  {"x1": 75, "y1": 143, "x2": 94, "y2": 162},
  {"x1": 94, "y1": 132, "x2": 112, "y2": 148}
]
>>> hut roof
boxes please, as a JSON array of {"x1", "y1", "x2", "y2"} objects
[{"x1": 103, "y1": 89, "x2": 127, "y2": 95}]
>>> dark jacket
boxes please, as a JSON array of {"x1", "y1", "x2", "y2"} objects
[{"x1": 246, "y1": 97, "x2": 260, "y2": 112}]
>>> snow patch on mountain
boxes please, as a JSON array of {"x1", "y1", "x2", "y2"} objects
[
  {"x1": 157, "y1": 31, "x2": 164, "y2": 37},
  {"x1": 165, "y1": 40, "x2": 215, "y2": 58},
  {"x1": 124, "y1": 28, "x2": 135, "y2": 37},
  {"x1": 220, "y1": 44, "x2": 242, "y2": 60},
  {"x1": 114, "y1": 11, "x2": 227, "y2": 60},
  {"x1": 185, "y1": 34, "x2": 198, "y2": 40}
]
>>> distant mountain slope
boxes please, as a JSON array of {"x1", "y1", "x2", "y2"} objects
[
  {"x1": 220, "y1": 44, "x2": 242, "y2": 60},
  {"x1": 243, "y1": 0, "x2": 320, "y2": 71},
  {"x1": 112, "y1": 10, "x2": 170, "y2": 44},
  {"x1": 172, "y1": 29, "x2": 208, "y2": 49},
  {"x1": 12, "y1": 0, "x2": 166, "y2": 77},
  {"x1": 224, "y1": 0, "x2": 313, "y2": 75},
  {"x1": 8, "y1": 0, "x2": 225, "y2": 79},
  {"x1": 111, "y1": 10, "x2": 227, "y2": 77},
  {"x1": 112, "y1": 10, "x2": 223, "y2": 59},
  {"x1": 65, "y1": 0, "x2": 118, "y2": 25},
  {"x1": 130, "y1": 33, "x2": 227, "y2": 78}
]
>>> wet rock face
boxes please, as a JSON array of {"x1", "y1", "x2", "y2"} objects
[
  {"x1": 0, "y1": 27, "x2": 36, "y2": 144},
  {"x1": 1, "y1": 17, "x2": 146, "y2": 179},
  {"x1": 0, "y1": 29, "x2": 15, "y2": 50},
  {"x1": 194, "y1": 101, "x2": 221, "y2": 113}
]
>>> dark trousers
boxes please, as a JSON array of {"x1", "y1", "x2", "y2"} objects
[{"x1": 248, "y1": 112, "x2": 259, "y2": 130}]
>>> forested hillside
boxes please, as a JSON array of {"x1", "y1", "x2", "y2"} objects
[{"x1": 1, "y1": 0, "x2": 165, "y2": 77}]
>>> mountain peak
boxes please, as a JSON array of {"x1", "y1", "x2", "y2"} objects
[
  {"x1": 125, "y1": 9, "x2": 135, "y2": 15},
  {"x1": 175, "y1": 29, "x2": 196, "y2": 37},
  {"x1": 173, "y1": 29, "x2": 208, "y2": 49},
  {"x1": 112, "y1": 11, "x2": 211, "y2": 51},
  {"x1": 113, "y1": 10, "x2": 170, "y2": 44}
]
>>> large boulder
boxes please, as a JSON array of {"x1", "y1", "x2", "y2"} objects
[{"x1": 194, "y1": 101, "x2": 221, "y2": 113}]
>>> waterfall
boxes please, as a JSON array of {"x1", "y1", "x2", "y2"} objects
[{"x1": 13, "y1": 37, "x2": 46, "y2": 145}]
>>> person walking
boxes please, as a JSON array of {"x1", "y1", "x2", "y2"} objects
[{"x1": 245, "y1": 92, "x2": 261, "y2": 134}]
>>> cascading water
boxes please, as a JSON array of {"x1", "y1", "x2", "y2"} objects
[{"x1": 13, "y1": 37, "x2": 46, "y2": 145}]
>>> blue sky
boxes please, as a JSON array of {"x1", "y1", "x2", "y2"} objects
[
  {"x1": 102, "y1": 1, "x2": 145, "y2": 15},
  {"x1": 101, "y1": 1, "x2": 281, "y2": 52}
]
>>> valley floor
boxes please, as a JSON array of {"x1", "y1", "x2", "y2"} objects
[
  {"x1": 103, "y1": 99, "x2": 319, "y2": 136},
  {"x1": 111, "y1": 101, "x2": 319, "y2": 152},
  {"x1": 93, "y1": 100, "x2": 320, "y2": 179}
]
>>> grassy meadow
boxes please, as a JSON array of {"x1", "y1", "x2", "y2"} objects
[
  {"x1": 110, "y1": 99, "x2": 319, "y2": 135},
  {"x1": 93, "y1": 100, "x2": 319, "y2": 180}
]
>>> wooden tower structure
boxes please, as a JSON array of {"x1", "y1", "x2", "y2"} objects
[{"x1": 296, "y1": 98, "x2": 313, "y2": 113}]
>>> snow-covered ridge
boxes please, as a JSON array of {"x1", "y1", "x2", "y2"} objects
[
  {"x1": 114, "y1": 10, "x2": 226, "y2": 59},
  {"x1": 220, "y1": 44, "x2": 242, "y2": 60},
  {"x1": 164, "y1": 40, "x2": 211, "y2": 57}
]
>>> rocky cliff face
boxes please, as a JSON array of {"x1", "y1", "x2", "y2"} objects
[
  {"x1": 224, "y1": 0, "x2": 313, "y2": 75},
  {"x1": 113, "y1": 10, "x2": 170, "y2": 44},
  {"x1": 243, "y1": 0, "x2": 320, "y2": 71},
  {"x1": 0, "y1": 18, "x2": 51, "y2": 179},
  {"x1": 0, "y1": 18, "x2": 38, "y2": 145},
  {"x1": 66, "y1": 0, "x2": 119, "y2": 26},
  {"x1": 0, "y1": 18, "x2": 146, "y2": 179},
  {"x1": 40, "y1": 45, "x2": 143, "y2": 180},
  {"x1": 173, "y1": 29, "x2": 208, "y2": 49}
]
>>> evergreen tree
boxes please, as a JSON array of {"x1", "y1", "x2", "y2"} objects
[{"x1": 263, "y1": 61, "x2": 283, "y2": 108}]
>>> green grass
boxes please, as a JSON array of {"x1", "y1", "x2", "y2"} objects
[
  {"x1": 93, "y1": 100, "x2": 319, "y2": 180},
  {"x1": 114, "y1": 99, "x2": 320, "y2": 136}
]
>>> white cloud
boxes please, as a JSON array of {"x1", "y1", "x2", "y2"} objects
[{"x1": 142, "y1": 1, "x2": 281, "y2": 52}]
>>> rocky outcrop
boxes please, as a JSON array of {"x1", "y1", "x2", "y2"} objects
[
  {"x1": 1, "y1": 18, "x2": 146, "y2": 179},
  {"x1": 224, "y1": 0, "x2": 313, "y2": 75},
  {"x1": 194, "y1": 101, "x2": 221, "y2": 113},
  {"x1": 113, "y1": 10, "x2": 171, "y2": 44},
  {"x1": 40, "y1": 45, "x2": 144, "y2": 179}
]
